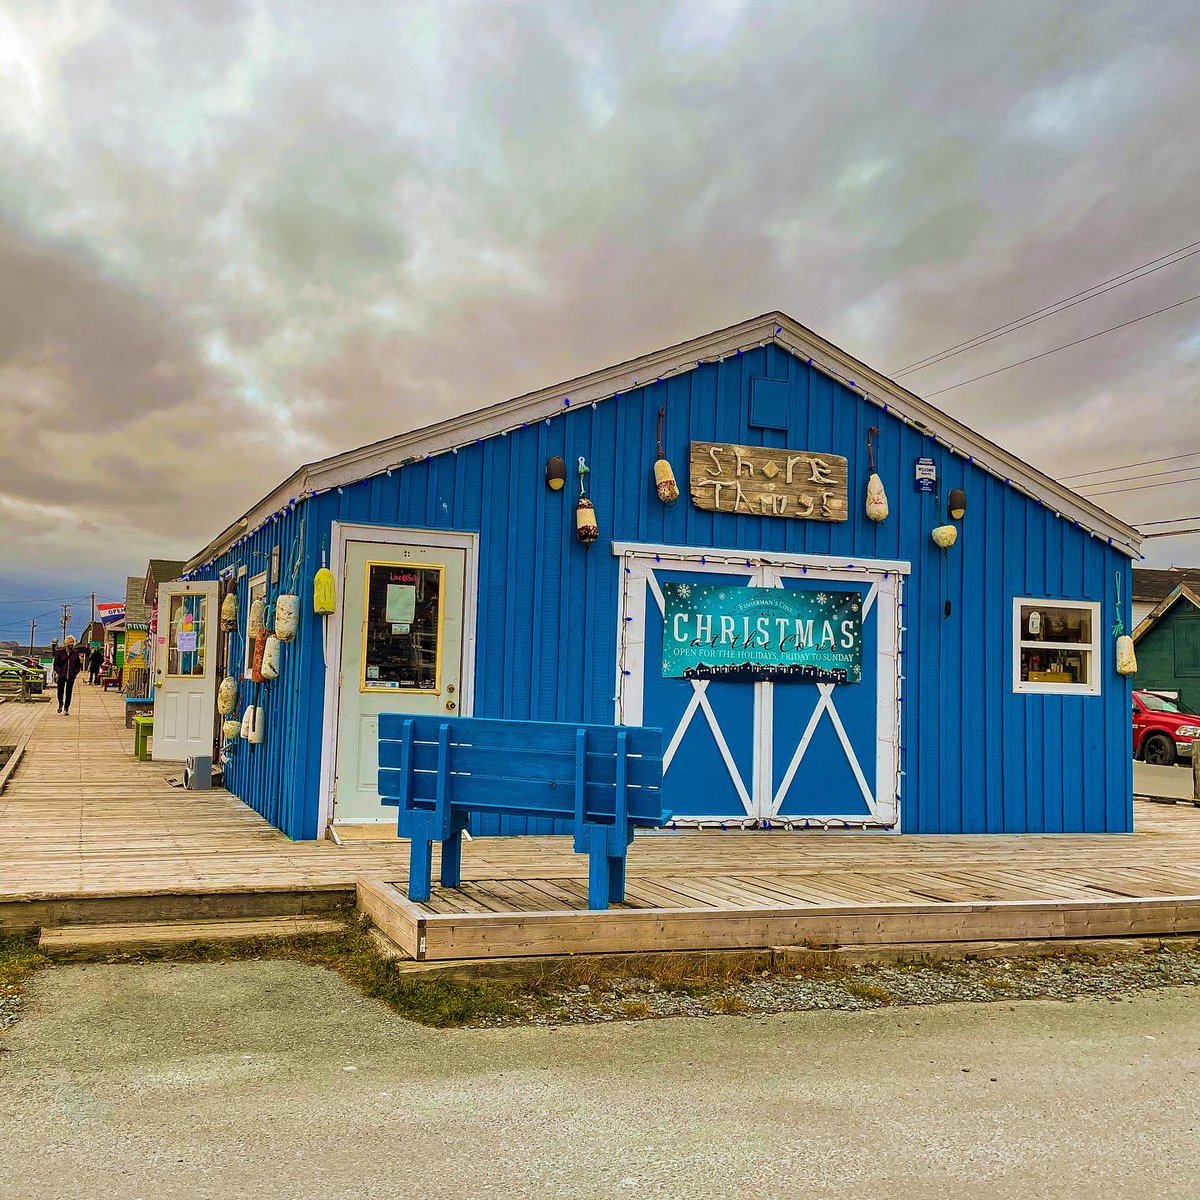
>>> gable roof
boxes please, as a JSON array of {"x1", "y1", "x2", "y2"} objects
[
  {"x1": 1133, "y1": 582, "x2": 1200, "y2": 642},
  {"x1": 1133, "y1": 567, "x2": 1200, "y2": 605},
  {"x1": 187, "y1": 310, "x2": 1144, "y2": 568},
  {"x1": 144, "y1": 559, "x2": 186, "y2": 606}
]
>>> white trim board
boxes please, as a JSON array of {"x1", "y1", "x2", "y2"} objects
[
  {"x1": 316, "y1": 522, "x2": 479, "y2": 836},
  {"x1": 187, "y1": 311, "x2": 1142, "y2": 568}
]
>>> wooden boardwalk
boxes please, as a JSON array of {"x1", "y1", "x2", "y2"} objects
[{"x1": 5, "y1": 687, "x2": 1200, "y2": 958}]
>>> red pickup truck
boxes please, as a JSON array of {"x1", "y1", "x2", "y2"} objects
[{"x1": 1133, "y1": 690, "x2": 1200, "y2": 766}]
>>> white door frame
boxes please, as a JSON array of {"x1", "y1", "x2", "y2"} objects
[
  {"x1": 151, "y1": 578, "x2": 220, "y2": 762},
  {"x1": 317, "y1": 522, "x2": 479, "y2": 834},
  {"x1": 612, "y1": 540, "x2": 909, "y2": 829}
]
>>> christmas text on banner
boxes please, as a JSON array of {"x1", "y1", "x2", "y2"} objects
[{"x1": 661, "y1": 582, "x2": 863, "y2": 683}]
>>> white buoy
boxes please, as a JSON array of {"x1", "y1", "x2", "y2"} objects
[
  {"x1": 275, "y1": 593, "x2": 300, "y2": 641},
  {"x1": 1116, "y1": 634, "x2": 1137, "y2": 676},
  {"x1": 865, "y1": 472, "x2": 889, "y2": 522},
  {"x1": 261, "y1": 634, "x2": 282, "y2": 680}
]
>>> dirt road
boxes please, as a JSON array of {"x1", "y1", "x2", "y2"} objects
[{"x1": 3, "y1": 961, "x2": 1200, "y2": 1199}]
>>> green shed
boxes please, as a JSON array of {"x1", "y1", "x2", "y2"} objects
[{"x1": 1133, "y1": 583, "x2": 1200, "y2": 714}]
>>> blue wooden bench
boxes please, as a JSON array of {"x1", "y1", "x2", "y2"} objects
[{"x1": 377, "y1": 715, "x2": 667, "y2": 910}]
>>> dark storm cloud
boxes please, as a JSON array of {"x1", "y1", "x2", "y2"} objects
[{"x1": 1, "y1": 0, "x2": 1199, "y2": 636}]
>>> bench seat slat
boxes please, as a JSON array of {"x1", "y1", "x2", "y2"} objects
[
  {"x1": 379, "y1": 713, "x2": 661, "y2": 759},
  {"x1": 377, "y1": 738, "x2": 663, "y2": 789}
]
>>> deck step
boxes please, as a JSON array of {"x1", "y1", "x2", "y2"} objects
[{"x1": 38, "y1": 915, "x2": 346, "y2": 958}]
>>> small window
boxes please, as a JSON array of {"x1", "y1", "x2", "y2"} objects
[
  {"x1": 243, "y1": 573, "x2": 267, "y2": 678},
  {"x1": 165, "y1": 592, "x2": 209, "y2": 678},
  {"x1": 1013, "y1": 598, "x2": 1101, "y2": 696}
]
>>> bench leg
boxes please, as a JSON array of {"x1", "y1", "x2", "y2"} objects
[
  {"x1": 438, "y1": 818, "x2": 467, "y2": 889},
  {"x1": 407, "y1": 831, "x2": 434, "y2": 904},
  {"x1": 607, "y1": 853, "x2": 626, "y2": 905}
]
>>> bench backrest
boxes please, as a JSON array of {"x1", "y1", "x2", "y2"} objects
[{"x1": 378, "y1": 714, "x2": 664, "y2": 826}]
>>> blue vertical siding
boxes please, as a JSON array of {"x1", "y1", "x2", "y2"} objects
[{"x1": 195, "y1": 344, "x2": 1133, "y2": 839}]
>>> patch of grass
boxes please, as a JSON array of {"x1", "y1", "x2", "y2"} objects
[
  {"x1": 980, "y1": 976, "x2": 1015, "y2": 991},
  {"x1": 710, "y1": 993, "x2": 749, "y2": 1015},
  {"x1": 619, "y1": 1000, "x2": 654, "y2": 1020},
  {"x1": 530, "y1": 951, "x2": 769, "y2": 998},
  {"x1": 841, "y1": 979, "x2": 896, "y2": 1006},
  {"x1": 0, "y1": 932, "x2": 49, "y2": 989}
]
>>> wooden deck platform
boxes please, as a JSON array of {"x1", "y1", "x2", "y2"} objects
[{"x1": 6, "y1": 686, "x2": 1200, "y2": 959}]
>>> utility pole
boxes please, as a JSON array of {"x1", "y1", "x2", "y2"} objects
[
  {"x1": 60, "y1": 603, "x2": 72, "y2": 642},
  {"x1": 28, "y1": 618, "x2": 36, "y2": 657},
  {"x1": 90, "y1": 591, "x2": 96, "y2": 639}
]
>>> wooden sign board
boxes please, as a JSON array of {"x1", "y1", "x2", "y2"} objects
[{"x1": 689, "y1": 441, "x2": 848, "y2": 522}]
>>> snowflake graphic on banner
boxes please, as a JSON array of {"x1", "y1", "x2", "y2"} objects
[
  {"x1": 815, "y1": 592, "x2": 830, "y2": 605},
  {"x1": 676, "y1": 584, "x2": 691, "y2": 600}
]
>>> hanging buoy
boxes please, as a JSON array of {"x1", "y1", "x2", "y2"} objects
[
  {"x1": 275, "y1": 594, "x2": 300, "y2": 642},
  {"x1": 576, "y1": 497, "x2": 598, "y2": 543},
  {"x1": 246, "y1": 706, "x2": 265, "y2": 744},
  {"x1": 576, "y1": 457, "x2": 598, "y2": 544},
  {"x1": 1116, "y1": 634, "x2": 1137, "y2": 676},
  {"x1": 251, "y1": 630, "x2": 267, "y2": 683},
  {"x1": 865, "y1": 427, "x2": 888, "y2": 522},
  {"x1": 220, "y1": 589, "x2": 239, "y2": 632},
  {"x1": 261, "y1": 633, "x2": 281, "y2": 680},
  {"x1": 931, "y1": 524, "x2": 957, "y2": 549},
  {"x1": 222, "y1": 718, "x2": 241, "y2": 742},
  {"x1": 653, "y1": 407, "x2": 679, "y2": 504},
  {"x1": 313, "y1": 560, "x2": 336, "y2": 614},
  {"x1": 240, "y1": 706, "x2": 255, "y2": 739},
  {"x1": 248, "y1": 596, "x2": 267, "y2": 639},
  {"x1": 217, "y1": 675, "x2": 238, "y2": 715},
  {"x1": 865, "y1": 473, "x2": 889, "y2": 522}
]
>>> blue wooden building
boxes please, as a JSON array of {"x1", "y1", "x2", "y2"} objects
[{"x1": 179, "y1": 312, "x2": 1142, "y2": 841}]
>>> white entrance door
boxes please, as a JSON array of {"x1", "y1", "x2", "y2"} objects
[
  {"x1": 333, "y1": 536, "x2": 468, "y2": 823},
  {"x1": 615, "y1": 543, "x2": 906, "y2": 828},
  {"x1": 152, "y1": 580, "x2": 219, "y2": 762}
]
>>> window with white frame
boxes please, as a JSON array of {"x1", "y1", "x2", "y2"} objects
[
  {"x1": 243, "y1": 573, "x2": 267, "y2": 678},
  {"x1": 1013, "y1": 598, "x2": 1101, "y2": 696}
]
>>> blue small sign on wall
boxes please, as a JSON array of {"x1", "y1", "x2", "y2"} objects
[{"x1": 914, "y1": 456, "x2": 938, "y2": 493}]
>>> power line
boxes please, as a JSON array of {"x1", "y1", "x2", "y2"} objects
[
  {"x1": 1142, "y1": 527, "x2": 1200, "y2": 539},
  {"x1": 892, "y1": 238, "x2": 1200, "y2": 377},
  {"x1": 1077, "y1": 462, "x2": 1200, "y2": 490},
  {"x1": 923, "y1": 293, "x2": 1200, "y2": 398},
  {"x1": 1081, "y1": 471, "x2": 1200, "y2": 498},
  {"x1": 1062, "y1": 451, "x2": 1200, "y2": 481}
]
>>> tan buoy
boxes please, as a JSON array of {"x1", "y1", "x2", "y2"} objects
[
  {"x1": 1116, "y1": 634, "x2": 1137, "y2": 676},
  {"x1": 247, "y1": 596, "x2": 267, "y2": 639},
  {"x1": 931, "y1": 524, "x2": 957, "y2": 549},
  {"x1": 217, "y1": 675, "x2": 238, "y2": 715},
  {"x1": 220, "y1": 588, "x2": 239, "y2": 632},
  {"x1": 575, "y1": 457, "x2": 598, "y2": 544},
  {"x1": 653, "y1": 407, "x2": 679, "y2": 504},
  {"x1": 222, "y1": 718, "x2": 242, "y2": 742},
  {"x1": 865, "y1": 427, "x2": 888, "y2": 522}
]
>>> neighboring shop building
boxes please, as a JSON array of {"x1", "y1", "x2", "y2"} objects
[
  {"x1": 173, "y1": 312, "x2": 1141, "y2": 840},
  {"x1": 1134, "y1": 580, "x2": 1200, "y2": 715},
  {"x1": 1133, "y1": 567, "x2": 1200, "y2": 626}
]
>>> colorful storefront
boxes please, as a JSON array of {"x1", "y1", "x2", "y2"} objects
[{"x1": 173, "y1": 312, "x2": 1140, "y2": 840}]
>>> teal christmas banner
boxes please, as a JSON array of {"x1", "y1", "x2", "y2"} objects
[{"x1": 661, "y1": 583, "x2": 863, "y2": 683}]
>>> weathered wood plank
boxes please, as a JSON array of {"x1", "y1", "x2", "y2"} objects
[{"x1": 689, "y1": 441, "x2": 848, "y2": 521}]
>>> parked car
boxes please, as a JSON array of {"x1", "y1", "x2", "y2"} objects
[
  {"x1": 0, "y1": 657, "x2": 43, "y2": 695},
  {"x1": 1133, "y1": 690, "x2": 1200, "y2": 765}
]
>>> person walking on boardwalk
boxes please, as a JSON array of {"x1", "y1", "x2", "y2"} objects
[
  {"x1": 54, "y1": 636, "x2": 82, "y2": 715},
  {"x1": 87, "y1": 645, "x2": 102, "y2": 685}
]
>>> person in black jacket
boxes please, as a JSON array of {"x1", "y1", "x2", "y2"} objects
[
  {"x1": 53, "y1": 636, "x2": 83, "y2": 715},
  {"x1": 87, "y1": 646, "x2": 103, "y2": 685}
]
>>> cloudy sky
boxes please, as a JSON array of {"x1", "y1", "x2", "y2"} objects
[{"x1": 2, "y1": 0, "x2": 1199, "y2": 643}]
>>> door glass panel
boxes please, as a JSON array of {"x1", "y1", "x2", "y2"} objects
[
  {"x1": 166, "y1": 593, "x2": 208, "y2": 677},
  {"x1": 362, "y1": 562, "x2": 442, "y2": 691}
]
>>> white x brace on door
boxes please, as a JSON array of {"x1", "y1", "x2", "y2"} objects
[{"x1": 613, "y1": 542, "x2": 908, "y2": 829}]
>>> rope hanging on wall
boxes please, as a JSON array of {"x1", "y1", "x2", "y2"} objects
[{"x1": 1114, "y1": 572, "x2": 1137, "y2": 676}]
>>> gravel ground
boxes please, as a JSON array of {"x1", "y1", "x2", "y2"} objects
[
  {"x1": 1, "y1": 978, "x2": 28, "y2": 1032},
  {"x1": 479, "y1": 944, "x2": 1200, "y2": 1026}
]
